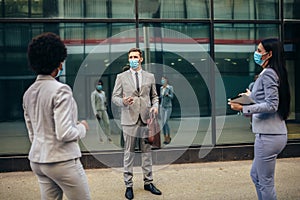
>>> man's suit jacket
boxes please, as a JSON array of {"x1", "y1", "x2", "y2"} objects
[
  {"x1": 112, "y1": 69, "x2": 159, "y2": 126},
  {"x1": 243, "y1": 68, "x2": 287, "y2": 134},
  {"x1": 23, "y1": 75, "x2": 86, "y2": 163}
]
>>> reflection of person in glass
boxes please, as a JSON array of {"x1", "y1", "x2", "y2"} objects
[
  {"x1": 112, "y1": 48, "x2": 162, "y2": 199},
  {"x1": 120, "y1": 65, "x2": 131, "y2": 148},
  {"x1": 23, "y1": 32, "x2": 91, "y2": 200},
  {"x1": 229, "y1": 38, "x2": 290, "y2": 200},
  {"x1": 160, "y1": 76, "x2": 174, "y2": 144},
  {"x1": 91, "y1": 79, "x2": 112, "y2": 143}
]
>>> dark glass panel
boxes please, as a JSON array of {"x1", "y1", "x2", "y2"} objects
[{"x1": 214, "y1": 0, "x2": 279, "y2": 20}]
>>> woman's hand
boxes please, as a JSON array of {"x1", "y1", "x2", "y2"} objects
[
  {"x1": 239, "y1": 89, "x2": 251, "y2": 96},
  {"x1": 80, "y1": 120, "x2": 89, "y2": 131},
  {"x1": 245, "y1": 89, "x2": 251, "y2": 96},
  {"x1": 228, "y1": 102, "x2": 243, "y2": 112}
]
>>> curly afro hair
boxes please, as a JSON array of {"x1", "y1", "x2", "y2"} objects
[{"x1": 27, "y1": 32, "x2": 67, "y2": 75}]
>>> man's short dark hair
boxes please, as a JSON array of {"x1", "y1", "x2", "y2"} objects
[
  {"x1": 128, "y1": 48, "x2": 143, "y2": 57},
  {"x1": 27, "y1": 32, "x2": 67, "y2": 75}
]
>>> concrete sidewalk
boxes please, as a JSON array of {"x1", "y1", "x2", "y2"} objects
[{"x1": 1, "y1": 157, "x2": 300, "y2": 200}]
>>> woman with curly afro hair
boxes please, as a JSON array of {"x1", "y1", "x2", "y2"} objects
[{"x1": 23, "y1": 32, "x2": 91, "y2": 200}]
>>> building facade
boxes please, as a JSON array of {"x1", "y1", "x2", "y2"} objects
[{"x1": 0, "y1": 0, "x2": 300, "y2": 157}]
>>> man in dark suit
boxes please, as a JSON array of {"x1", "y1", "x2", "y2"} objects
[{"x1": 112, "y1": 48, "x2": 162, "y2": 199}]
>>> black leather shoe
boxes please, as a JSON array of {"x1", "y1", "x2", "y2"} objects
[
  {"x1": 125, "y1": 187, "x2": 134, "y2": 199},
  {"x1": 144, "y1": 183, "x2": 162, "y2": 195}
]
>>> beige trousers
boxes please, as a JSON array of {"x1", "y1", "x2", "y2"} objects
[
  {"x1": 122, "y1": 118, "x2": 153, "y2": 187},
  {"x1": 30, "y1": 158, "x2": 91, "y2": 200}
]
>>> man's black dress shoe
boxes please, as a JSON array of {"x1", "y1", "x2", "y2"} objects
[
  {"x1": 144, "y1": 183, "x2": 162, "y2": 195},
  {"x1": 125, "y1": 187, "x2": 134, "y2": 199}
]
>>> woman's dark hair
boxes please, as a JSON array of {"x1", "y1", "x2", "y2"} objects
[
  {"x1": 98, "y1": 79, "x2": 103, "y2": 85},
  {"x1": 27, "y1": 32, "x2": 67, "y2": 75},
  {"x1": 261, "y1": 38, "x2": 290, "y2": 120}
]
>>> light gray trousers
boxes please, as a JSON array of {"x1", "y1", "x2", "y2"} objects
[
  {"x1": 122, "y1": 119, "x2": 153, "y2": 187},
  {"x1": 30, "y1": 158, "x2": 91, "y2": 200},
  {"x1": 96, "y1": 110, "x2": 111, "y2": 137},
  {"x1": 251, "y1": 134, "x2": 287, "y2": 200}
]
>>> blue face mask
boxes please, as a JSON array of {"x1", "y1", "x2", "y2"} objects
[
  {"x1": 96, "y1": 85, "x2": 103, "y2": 91},
  {"x1": 161, "y1": 79, "x2": 166, "y2": 85},
  {"x1": 254, "y1": 51, "x2": 267, "y2": 66},
  {"x1": 129, "y1": 59, "x2": 139, "y2": 69},
  {"x1": 55, "y1": 67, "x2": 63, "y2": 78}
]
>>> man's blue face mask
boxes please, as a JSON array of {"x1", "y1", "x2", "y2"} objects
[{"x1": 129, "y1": 59, "x2": 139, "y2": 69}]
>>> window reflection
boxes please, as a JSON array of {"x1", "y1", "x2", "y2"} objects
[
  {"x1": 31, "y1": 0, "x2": 43, "y2": 17},
  {"x1": 85, "y1": 0, "x2": 107, "y2": 18},
  {"x1": 60, "y1": 0, "x2": 83, "y2": 18},
  {"x1": 160, "y1": 0, "x2": 185, "y2": 18},
  {"x1": 186, "y1": 0, "x2": 209, "y2": 19},
  {"x1": 111, "y1": 0, "x2": 134, "y2": 18},
  {"x1": 284, "y1": 0, "x2": 300, "y2": 19},
  {"x1": 214, "y1": 0, "x2": 279, "y2": 20},
  {"x1": 5, "y1": 0, "x2": 29, "y2": 17},
  {"x1": 214, "y1": 23, "x2": 283, "y2": 144},
  {"x1": 2, "y1": 0, "x2": 299, "y2": 20},
  {"x1": 0, "y1": 1, "x2": 300, "y2": 156},
  {"x1": 161, "y1": 23, "x2": 210, "y2": 42}
]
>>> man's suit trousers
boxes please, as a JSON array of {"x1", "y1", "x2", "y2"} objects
[{"x1": 122, "y1": 118, "x2": 153, "y2": 187}]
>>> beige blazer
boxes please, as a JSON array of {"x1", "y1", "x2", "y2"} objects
[
  {"x1": 112, "y1": 69, "x2": 159, "y2": 125},
  {"x1": 23, "y1": 75, "x2": 86, "y2": 163},
  {"x1": 91, "y1": 90, "x2": 107, "y2": 115}
]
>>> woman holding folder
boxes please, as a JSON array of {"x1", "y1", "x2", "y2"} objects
[{"x1": 229, "y1": 38, "x2": 290, "y2": 200}]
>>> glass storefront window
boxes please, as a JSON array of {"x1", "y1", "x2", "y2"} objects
[
  {"x1": 139, "y1": 0, "x2": 210, "y2": 19},
  {"x1": 214, "y1": 23, "x2": 279, "y2": 44},
  {"x1": 2, "y1": 0, "x2": 296, "y2": 20},
  {"x1": 214, "y1": 0, "x2": 279, "y2": 20},
  {"x1": 1, "y1": 0, "x2": 135, "y2": 18},
  {"x1": 111, "y1": 0, "x2": 134, "y2": 18},
  {"x1": 284, "y1": 23, "x2": 300, "y2": 123},
  {"x1": 284, "y1": 0, "x2": 300, "y2": 19},
  {"x1": 4, "y1": 0, "x2": 29, "y2": 17},
  {"x1": 85, "y1": 0, "x2": 107, "y2": 18},
  {"x1": 0, "y1": 1, "x2": 300, "y2": 156},
  {"x1": 60, "y1": 0, "x2": 84, "y2": 18},
  {"x1": 160, "y1": 23, "x2": 210, "y2": 44},
  {"x1": 31, "y1": 0, "x2": 43, "y2": 17},
  {"x1": 159, "y1": 0, "x2": 210, "y2": 19},
  {"x1": 0, "y1": 0, "x2": 3, "y2": 18},
  {"x1": 214, "y1": 23, "x2": 281, "y2": 144},
  {"x1": 186, "y1": 0, "x2": 210, "y2": 19}
]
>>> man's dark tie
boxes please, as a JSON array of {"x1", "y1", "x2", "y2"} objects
[{"x1": 135, "y1": 72, "x2": 140, "y2": 92}]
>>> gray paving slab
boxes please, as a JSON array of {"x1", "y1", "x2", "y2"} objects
[{"x1": 1, "y1": 157, "x2": 300, "y2": 200}]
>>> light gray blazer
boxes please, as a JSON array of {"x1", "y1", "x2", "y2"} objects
[
  {"x1": 243, "y1": 68, "x2": 287, "y2": 134},
  {"x1": 23, "y1": 75, "x2": 86, "y2": 163},
  {"x1": 91, "y1": 90, "x2": 107, "y2": 115},
  {"x1": 112, "y1": 69, "x2": 159, "y2": 125}
]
